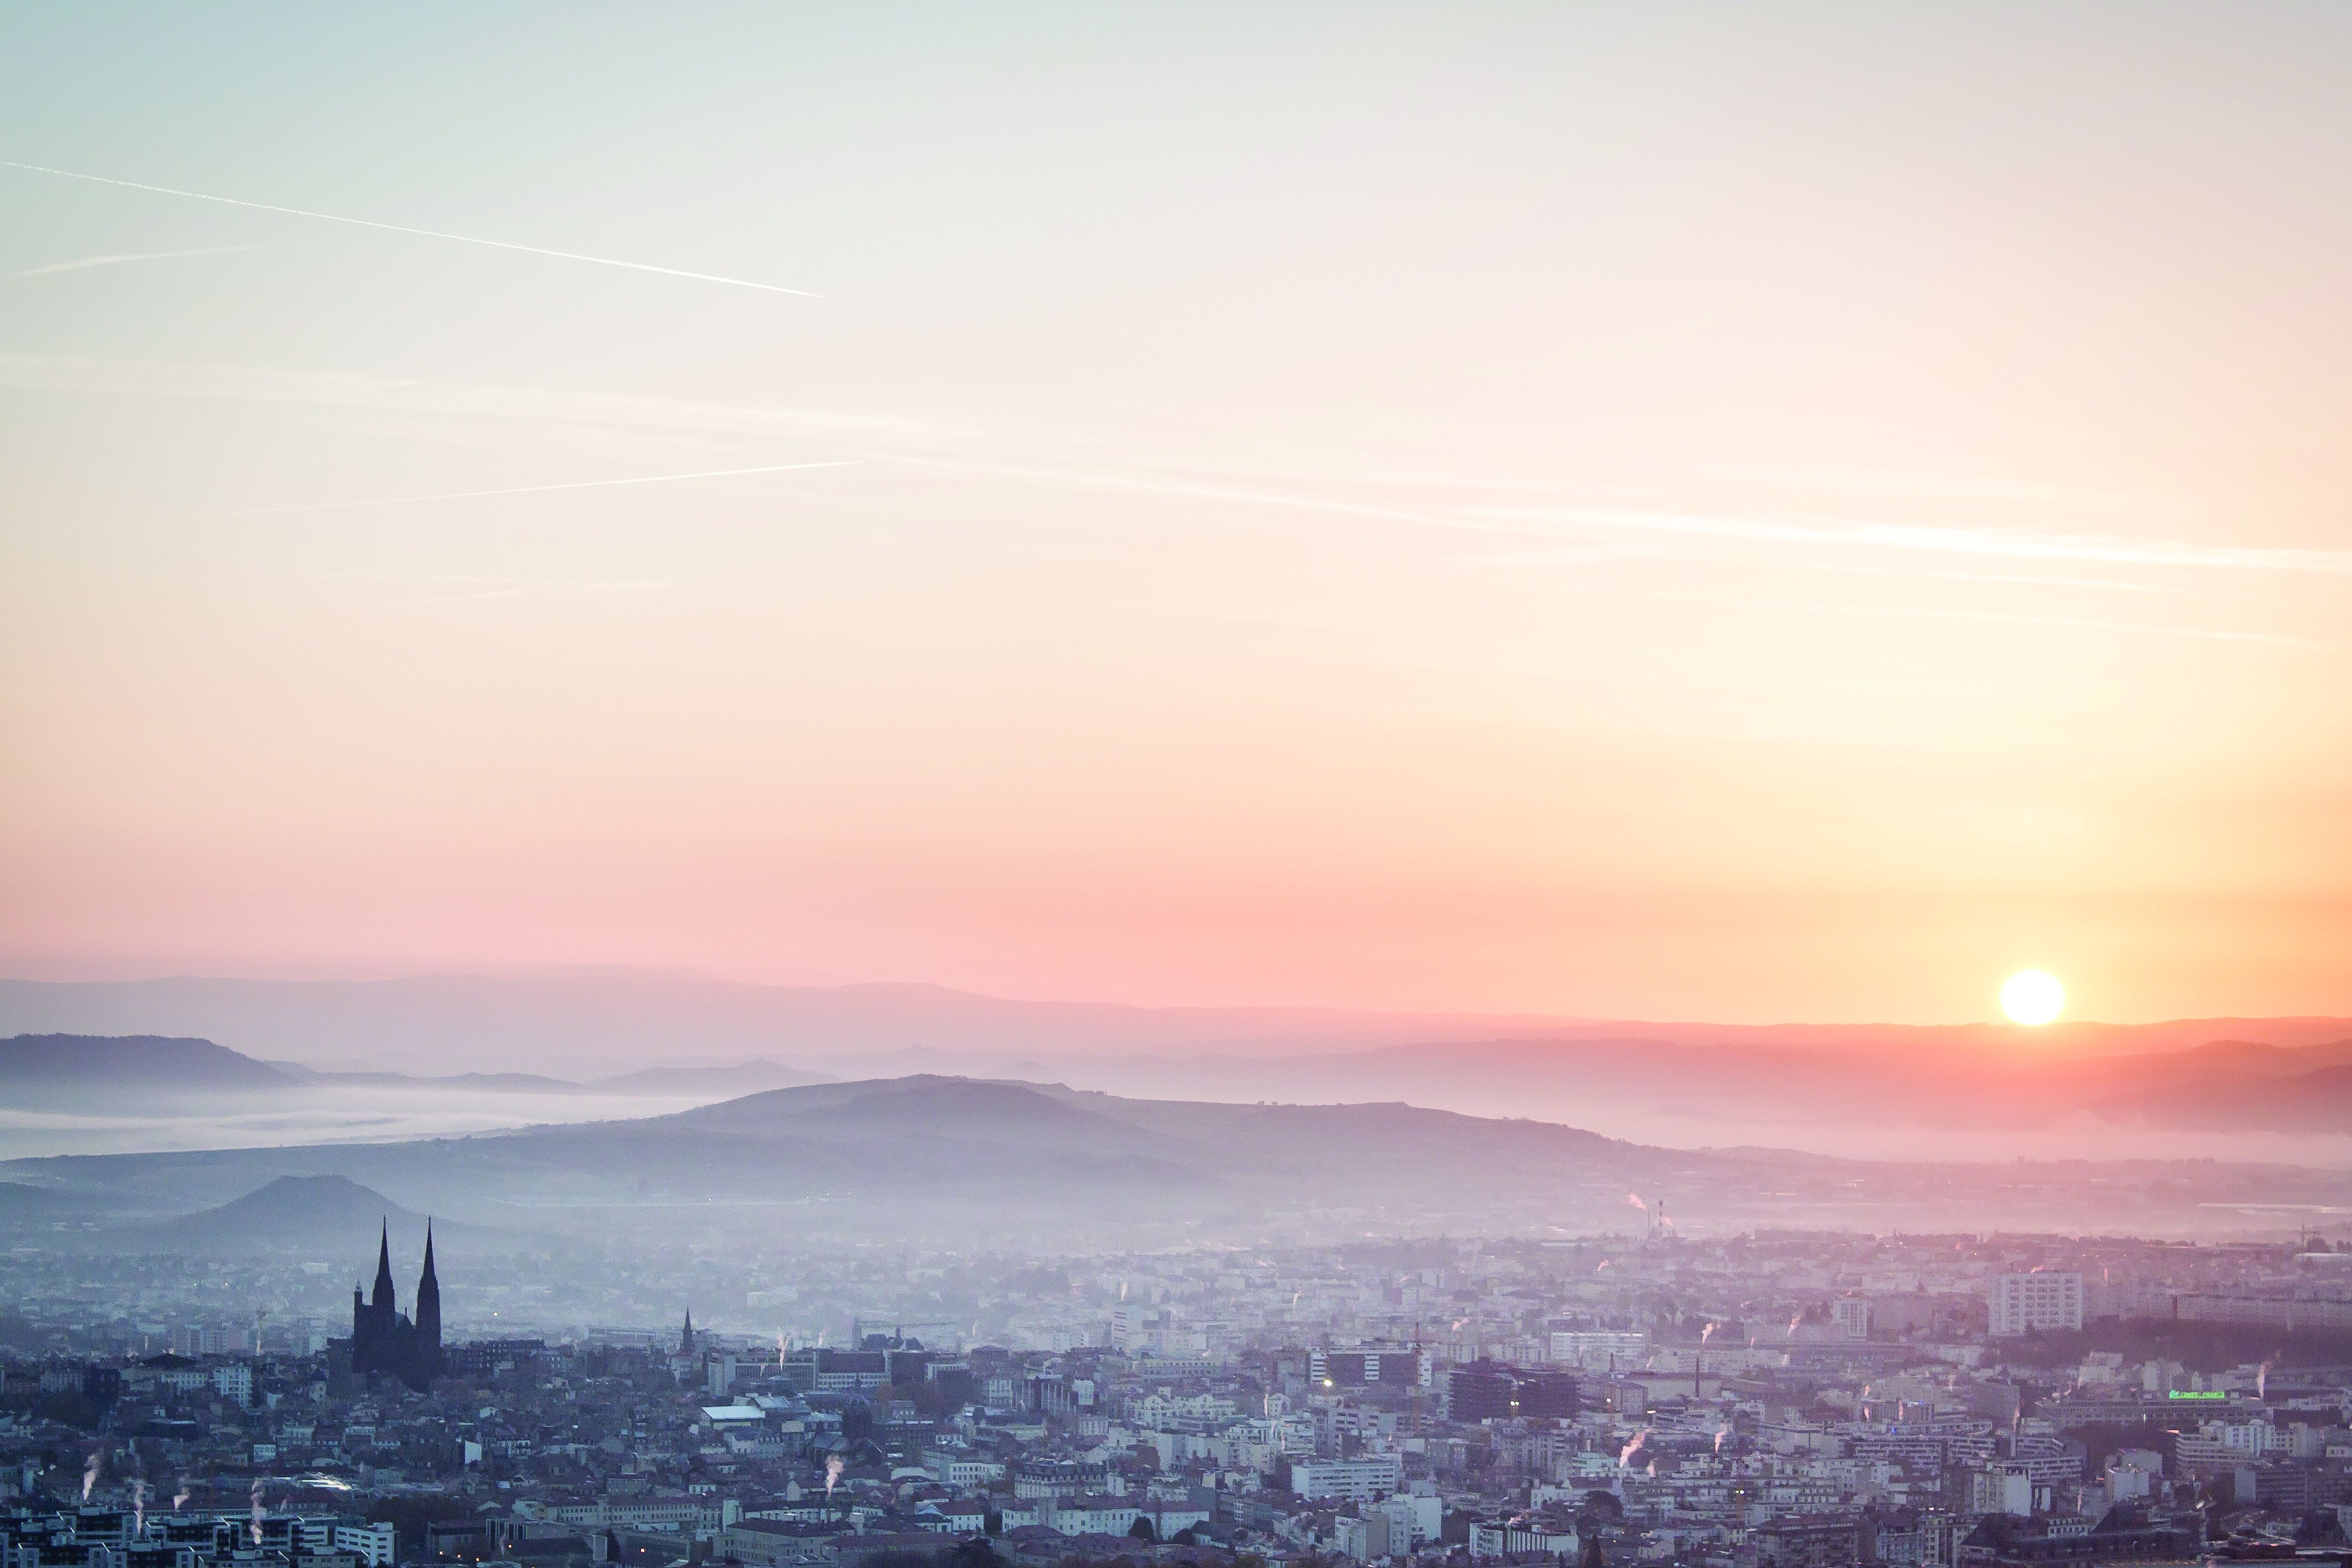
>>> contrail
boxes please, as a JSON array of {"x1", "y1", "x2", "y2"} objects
[
  {"x1": 0, "y1": 159, "x2": 820, "y2": 297},
  {"x1": 390, "y1": 578, "x2": 699, "y2": 610},
  {"x1": 1481, "y1": 502, "x2": 2352, "y2": 578},
  {"x1": 8, "y1": 245, "x2": 254, "y2": 279},
  {"x1": 183, "y1": 460, "x2": 855, "y2": 522}
]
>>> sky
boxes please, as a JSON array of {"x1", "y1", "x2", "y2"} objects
[{"x1": 2, "y1": 4, "x2": 2349, "y2": 1026}]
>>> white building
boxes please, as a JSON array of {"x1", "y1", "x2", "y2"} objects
[
  {"x1": 922, "y1": 1449, "x2": 1007, "y2": 1488},
  {"x1": 1470, "y1": 1521, "x2": 1577, "y2": 1560},
  {"x1": 1337, "y1": 1502, "x2": 1440, "y2": 1564},
  {"x1": 1986, "y1": 1274, "x2": 2083, "y2": 1337},
  {"x1": 2215, "y1": 1419, "x2": 2284, "y2": 1457},
  {"x1": 1042, "y1": 1496, "x2": 1139, "y2": 1536},
  {"x1": 1967, "y1": 1464, "x2": 2034, "y2": 1517},
  {"x1": 1291, "y1": 1455, "x2": 1402, "y2": 1504},
  {"x1": 1833, "y1": 1297, "x2": 1872, "y2": 1340},
  {"x1": 332, "y1": 1522, "x2": 397, "y2": 1567},
  {"x1": 1374, "y1": 1492, "x2": 1442, "y2": 1547},
  {"x1": 1335, "y1": 1513, "x2": 1392, "y2": 1562}
]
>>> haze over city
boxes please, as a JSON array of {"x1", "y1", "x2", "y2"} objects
[{"x1": 3, "y1": 11, "x2": 2352, "y2": 1568}]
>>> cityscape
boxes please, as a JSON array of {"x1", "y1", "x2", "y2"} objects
[
  {"x1": 5, "y1": 8, "x2": 2351, "y2": 1568},
  {"x1": 3, "y1": 1200, "x2": 2351, "y2": 1568}
]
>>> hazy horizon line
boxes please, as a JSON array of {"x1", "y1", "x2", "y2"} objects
[{"x1": 3, "y1": 963, "x2": 2348, "y2": 1037}]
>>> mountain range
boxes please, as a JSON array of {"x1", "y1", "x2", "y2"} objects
[
  {"x1": 0, "y1": 1033, "x2": 300, "y2": 1106},
  {"x1": 15, "y1": 1017, "x2": 2352, "y2": 1164},
  {"x1": 7, "y1": 972, "x2": 2346, "y2": 1078},
  {"x1": 1056, "y1": 1030, "x2": 2352, "y2": 1149},
  {"x1": 0, "y1": 1033, "x2": 831, "y2": 1106},
  {"x1": 7, "y1": 1070, "x2": 2350, "y2": 1253}
]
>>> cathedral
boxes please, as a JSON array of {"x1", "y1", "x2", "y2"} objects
[{"x1": 351, "y1": 1220, "x2": 442, "y2": 1392}]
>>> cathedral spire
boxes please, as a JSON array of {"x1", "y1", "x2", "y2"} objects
[
  {"x1": 682, "y1": 1308, "x2": 695, "y2": 1355},
  {"x1": 371, "y1": 1219, "x2": 397, "y2": 1311},
  {"x1": 414, "y1": 1220, "x2": 442, "y2": 1382}
]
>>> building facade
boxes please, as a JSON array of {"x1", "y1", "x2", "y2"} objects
[{"x1": 1987, "y1": 1274, "x2": 2082, "y2": 1337}]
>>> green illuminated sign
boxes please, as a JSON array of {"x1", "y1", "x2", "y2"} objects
[{"x1": 2166, "y1": 1390, "x2": 2226, "y2": 1401}]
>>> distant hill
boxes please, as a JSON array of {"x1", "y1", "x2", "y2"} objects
[
  {"x1": 593, "y1": 1059, "x2": 837, "y2": 1096},
  {"x1": 4, "y1": 973, "x2": 2349, "y2": 1080},
  {"x1": 8, "y1": 1074, "x2": 2352, "y2": 1250},
  {"x1": 180, "y1": 1173, "x2": 419, "y2": 1233},
  {"x1": 12, "y1": 1016, "x2": 2352, "y2": 1157},
  {"x1": 1033, "y1": 1031, "x2": 2352, "y2": 1152},
  {"x1": 139, "y1": 1174, "x2": 464, "y2": 1256},
  {"x1": 0, "y1": 1074, "x2": 1808, "y2": 1244},
  {"x1": 2092, "y1": 1059, "x2": 2352, "y2": 1132},
  {"x1": 0, "y1": 1030, "x2": 841, "y2": 1152},
  {"x1": 0, "y1": 1034, "x2": 296, "y2": 1105},
  {"x1": 0, "y1": 1074, "x2": 1677, "y2": 1242},
  {"x1": 271, "y1": 1066, "x2": 596, "y2": 1095},
  {"x1": 6, "y1": 975, "x2": 2352, "y2": 1158},
  {"x1": 0, "y1": 971, "x2": 1594, "y2": 1073},
  {"x1": 678, "y1": 1074, "x2": 1141, "y2": 1140}
]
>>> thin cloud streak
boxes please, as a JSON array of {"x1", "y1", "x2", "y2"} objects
[
  {"x1": 1480, "y1": 505, "x2": 2352, "y2": 578},
  {"x1": 1793, "y1": 561, "x2": 2174, "y2": 596},
  {"x1": 1710, "y1": 464, "x2": 2183, "y2": 518},
  {"x1": 895, "y1": 454, "x2": 1494, "y2": 536},
  {"x1": 1546, "y1": 582, "x2": 2334, "y2": 653},
  {"x1": 0, "y1": 159, "x2": 820, "y2": 297},
  {"x1": 389, "y1": 579, "x2": 702, "y2": 610},
  {"x1": 177, "y1": 461, "x2": 856, "y2": 523},
  {"x1": 7, "y1": 245, "x2": 255, "y2": 279},
  {"x1": 915, "y1": 455, "x2": 2352, "y2": 581},
  {"x1": 9, "y1": 347, "x2": 2335, "y2": 596},
  {"x1": 1487, "y1": 548, "x2": 2172, "y2": 596},
  {"x1": 926, "y1": 458, "x2": 2325, "y2": 649},
  {"x1": 0, "y1": 352, "x2": 947, "y2": 439}
]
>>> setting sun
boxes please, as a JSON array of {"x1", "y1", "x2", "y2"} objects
[{"x1": 2002, "y1": 970, "x2": 2066, "y2": 1026}]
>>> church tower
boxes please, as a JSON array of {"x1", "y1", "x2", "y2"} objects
[
  {"x1": 371, "y1": 1220, "x2": 398, "y2": 1314},
  {"x1": 682, "y1": 1308, "x2": 695, "y2": 1355},
  {"x1": 414, "y1": 1221, "x2": 443, "y2": 1381},
  {"x1": 349, "y1": 1219, "x2": 440, "y2": 1391}
]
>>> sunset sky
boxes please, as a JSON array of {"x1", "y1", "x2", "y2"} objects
[{"x1": 3, "y1": 5, "x2": 2349, "y2": 1024}]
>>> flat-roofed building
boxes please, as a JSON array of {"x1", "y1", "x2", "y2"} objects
[{"x1": 1988, "y1": 1274, "x2": 2082, "y2": 1337}]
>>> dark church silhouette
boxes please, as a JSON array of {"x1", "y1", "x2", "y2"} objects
[{"x1": 350, "y1": 1220, "x2": 441, "y2": 1391}]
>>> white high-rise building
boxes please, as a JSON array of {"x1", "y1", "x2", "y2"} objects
[{"x1": 1987, "y1": 1273, "x2": 2083, "y2": 1337}]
